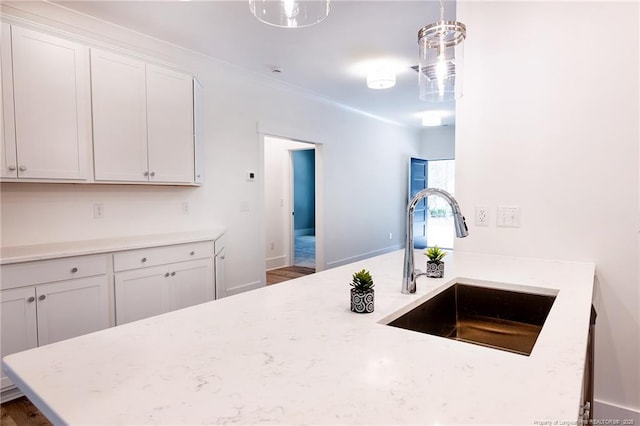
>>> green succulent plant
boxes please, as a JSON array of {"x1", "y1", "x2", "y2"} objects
[
  {"x1": 425, "y1": 245, "x2": 447, "y2": 262},
  {"x1": 350, "y1": 269, "x2": 375, "y2": 291}
]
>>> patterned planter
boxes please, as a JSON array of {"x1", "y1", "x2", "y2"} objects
[
  {"x1": 426, "y1": 260, "x2": 445, "y2": 278},
  {"x1": 350, "y1": 288, "x2": 374, "y2": 313}
]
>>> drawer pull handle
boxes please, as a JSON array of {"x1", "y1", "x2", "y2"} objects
[
  {"x1": 220, "y1": 255, "x2": 225, "y2": 260},
  {"x1": 144, "y1": 171, "x2": 149, "y2": 177},
  {"x1": 38, "y1": 295, "x2": 46, "y2": 301},
  {"x1": 71, "y1": 267, "x2": 78, "y2": 273},
  {"x1": 27, "y1": 296, "x2": 35, "y2": 303},
  {"x1": 171, "y1": 271, "x2": 176, "y2": 276},
  {"x1": 165, "y1": 272, "x2": 170, "y2": 278},
  {"x1": 190, "y1": 251, "x2": 195, "y2": 256},
  {"x1": 141, "y1": 257, "x2": 147, "y2": 263},
  {"x1": 150, "y1": 171, "x2": 155, "y2": 177},
  {"x1": 19, "y1": 165, "x2": 27, "y2": 172},
  {"x1": 8, "y1": 165, "x2": 16, "y2": 171}
]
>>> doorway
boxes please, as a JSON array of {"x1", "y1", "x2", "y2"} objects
[
  {"x1": 291, "y1": 149, "x2": 315, "y2": 268},
  {"x1": 409, "y1": 157, "x2": 456, "y2": 249},
  {"x1": 263, "y1": 136, "x2": 316, "y2": 274}
]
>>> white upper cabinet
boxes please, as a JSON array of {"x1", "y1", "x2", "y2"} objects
[
  {"x1": 91, "y1": 51, "x2": 195, "y2": 184},
  {"x1": 146, "y1": 65, "x2": 194, "y2": 183},
  {"x1": 91, "y1": 49, "x2": 148, "y2": 182},
  {"x1": 1, "y1": 23, "x2": 17, "y2": 179},
  {"x1": 9, "y1": 26, "x2": 90, "y2": 180}
]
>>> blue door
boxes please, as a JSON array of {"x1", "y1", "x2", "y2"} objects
[{"x1": 410, "y1": 157, "x2": 428, "y2": 249}]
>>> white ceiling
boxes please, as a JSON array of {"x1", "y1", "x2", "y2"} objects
[{"x1": 54, "y1": 0, "x2": 458, "y2": 128}]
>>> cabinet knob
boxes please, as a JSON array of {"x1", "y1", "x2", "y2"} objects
[
  {"x1": 150, "y1": 171, "x2": 155, "y2": 177},
  {"x1": 38, "y1": 295, "x2": 46, "y2": 301},
  {"x1": 19, "y1": 165, "x2": 27, "y2": 172},
  {"x1": 144, "y1": 171, "x2": 149, "y2": 177},
  {"x1": 141, "y1": 257, "x2": 147, "y2": 263},
  {"x1": 71, "y1": 267, "x2": 78, "y2": 273},
  {"x1": 27, "y1": 296, "x2": 35, "y2": 303},
  {"x1": 165, "y1": 272, "x2": 170, "y2": 278},
  {"x1": 220, "y1": 255, "x2": 225, "y2": 260},
  {"x1": 190, "y1": 251, "x2": 195, "y2": 256},
  {"x1": 171, "y1": 271, "x2": 176, "y2": 276},
  {"x1": 8, "y1": 165, "x2": 16, "y2": 171}
]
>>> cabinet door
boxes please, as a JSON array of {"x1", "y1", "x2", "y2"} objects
[
  {"x1": 1, "y1": 287, "x2": 37, "y2": 390},
  {"x1": 146, "y1": 65, "x2": 194, "y2": 183},
  {"x1": 170, "y1": 259, "x2": 214, "y2": 311},
  {"x1": 11, "y1": 26, "x2": 90, "y2": 180},
  {"x1": 91, "y1": 49, "x2": 148, "y2": 182},
  {"x1": 215, "y1": 248, "x2": 226, "y2": 299},
  {"x1": 115, "y1": 265, "x2": 171, "y2": 325},
  {"x1": 35, "y1": 276, "x2": 109, "y2": 346},
  {"x1": 1, "y1": 23, "x2": 17, "y2": 179}
]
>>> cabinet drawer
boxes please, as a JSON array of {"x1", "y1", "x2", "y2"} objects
[
  {"x1": 113, "y1": 241, "x2": 214, "y2": 272},
  {"x1": 0, "y1": 254, "x2": 108, "y2": 290}
]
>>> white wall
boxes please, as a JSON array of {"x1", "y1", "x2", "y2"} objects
[
  {"x1": 456, "y1": 1, "x2": 639, "y2": 418},
  {"x1": 0, "y1": 3, "x2": 418, "y2": 294},
  {"x1": 420, "y1": 125, "x2": 455, "y2": 160}
]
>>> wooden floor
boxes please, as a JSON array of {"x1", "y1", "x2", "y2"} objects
[
  {"x1": 1, "y1": 266, "x2": 314, "y2": 425},
  {"x1": 266, "y1": 265, "x2": 315, "y2": 285},
  {"x1": 1, "y1": 397, "x2": 51, "y2": 426}
]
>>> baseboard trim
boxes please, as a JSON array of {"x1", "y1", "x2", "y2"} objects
[
  {"x1": 594, "y1": 399, "x2": 640, "y2": 424},
  {"x1": 266, "y1": 255, "x2": 287, "y2": 271},
  {"x1": 326, "y1": 244, "x2": 403, "y2": 269},
  {"x1": 0, "y1": 386, "x2": 23, "y2": 403},
  {"x1": 225, "y1": 280, "x2": 263, "y2": 297}
]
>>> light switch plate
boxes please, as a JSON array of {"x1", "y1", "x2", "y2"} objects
[{"x1": 497, "y1": 205, "x2": 521, "y2": 227}]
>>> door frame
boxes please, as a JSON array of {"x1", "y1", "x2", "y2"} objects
[{"x1": 258, "y1": 122, "x2": 325, "y2": 287}]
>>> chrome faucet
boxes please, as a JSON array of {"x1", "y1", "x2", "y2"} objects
[{"x1": 402, "y1": 188, "x2": 469, "y2": 294}]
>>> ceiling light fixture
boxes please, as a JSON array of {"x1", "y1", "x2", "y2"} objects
[
  {"x1": 417, "y1": 0, "x2": 466, "y2": 102},
  {"x1": 249, "y1": 0, "x2": 330, "y2": 28},
  {"x1": 367, "y1": 68, "x2": 396, "y2": 90}
]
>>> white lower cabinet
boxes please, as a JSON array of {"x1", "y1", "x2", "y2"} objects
[
  {"x1": 114, "y1": 243, "x2": 215, "y2": 325},
  {"x1": 0, "y1": 287, "x2": 37, "y2": 390},
  {"x1": 0, "y1": 265, "x2": 109, "y2": 391}
]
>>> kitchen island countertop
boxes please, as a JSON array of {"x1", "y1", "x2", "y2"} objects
[{"x1": 3, "y1": 250, "x2": 595, "y2": 425}]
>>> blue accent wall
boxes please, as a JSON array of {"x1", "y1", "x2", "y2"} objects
[{"x1": 293, "y1": 149, "x2": 315, "y2": 233}]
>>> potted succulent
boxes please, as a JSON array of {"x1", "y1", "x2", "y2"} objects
[
  {"x1": 424, "y1": 246, "x2": 447, "y2": 278},
  {"x1": 350, "y1": 269, "x2": 375, "y2": 313}
]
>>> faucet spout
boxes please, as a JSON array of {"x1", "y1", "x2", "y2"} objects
[{"x1": 402, "y1": 188, "x2": 468, "y2": 294}]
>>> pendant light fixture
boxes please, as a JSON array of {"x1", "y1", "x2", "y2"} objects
[
  {"x1": 249, "y1": 0, "x2": 330, "y2": 28},
  {"x1": 417, "y1": 0, "x2": 466, "y2": 102}
]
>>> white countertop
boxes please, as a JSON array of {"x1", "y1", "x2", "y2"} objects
[
  {"x1": 3, "y1": 250, "x2": 595, "y2": 425},
  {"x1": 0, "y1": 229, "x2": 226, "y2": 264}
]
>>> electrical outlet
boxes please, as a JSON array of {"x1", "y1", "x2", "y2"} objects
[
  {"x1": 93, "y1": 203, "x2": 104, "y2": 219},
  {"x1": 497, "y1": 205, "x2": 521, "y2": 228},
  {"x1": 240, "y1": 201, "x2": 249, "y2": 212},
  {"x1": 181, "y1": 201, "x2": 190, "y2": 215},
  {"x1": 475, "y1": 205, "x2": 489, "y2": 227}
]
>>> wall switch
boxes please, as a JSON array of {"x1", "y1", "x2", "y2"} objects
[
  {"x1": 246, "y1": 171, "x2": 256, "y2": 181},
  {"x1": 93, "y1": 203, "x2": 104, "y2": 219},
  {"x1": 181, "y1": 202, "x2": 190, "y2": 215},
  {"x1": 497, "y1": 205, "x2": 521, "y2": 227},
  {"x1": 388, "y1": 232, "x2": 393, "y2": 240},
  {"x1": 270, "y1": 242, "x2": 275, "y2": 250},
  {"x1": 475, "y1": 205, "x2": 489, "y2": 227}
]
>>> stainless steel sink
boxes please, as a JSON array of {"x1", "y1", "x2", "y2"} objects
[{"x1": 386, "y1": 283, "x2": 557, "y2": 356}]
